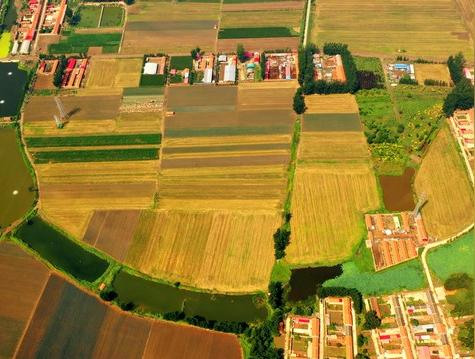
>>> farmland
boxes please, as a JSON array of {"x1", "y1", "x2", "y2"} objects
[
  {"x1": 414, "y1": 126, "x2": 474, "y2": 239},
  {"x1": 122, "y1": 1, "x2": 220, "y2": 54},
  {"x1": 86, "y1": 58, "x2": 143, "y2": 88},
  {"x1": 414, "y1": 63, "x2": 452, "y2": 85},
  {"x1": 313, "y1": 0, "x2": 474, "y2": 60},
  {"x1": 48, "y1": 32, "x2": 122, "y2": 54}
]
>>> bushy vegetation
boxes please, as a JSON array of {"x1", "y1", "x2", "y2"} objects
[
  {"x1": 444, "y1": 273, "x2": 474, "y2": 317},
  {"x1": 399, "y1": 75, "x2": 418, "y2": 85},
  {"x1": 424, "y1": 79, "x2": 448, "y2": 87},
  {"x1": 447, "y1": 52, "x2": 465, "y2": 84},
  {"x1": 443, "y1": 78, "x2": 474, "y2": 116},
  {"x1": 27, "y1": 133, "x2": 161, "y2": 147},
  {"x1": 316, "y1": 286, "x2": 363, "y2": 313},
  {"x1": 140, "y1": 74, "x2": 167, "y2": 87},
  {"x1": 458, "y1": 319, "x2": 474, "y2": 349},
  {"x1": 32, "y1": 148, "x2": 159, "y2": 163},
  {"x1": 53, "y1": 55, "x2": 67, "y2": 88},
  {"x1": 218, "y1": 27, "x2": 297, "y2": 39},
  {"x1": 363, "y1": 310, "x2": 381, "y2": 329}
]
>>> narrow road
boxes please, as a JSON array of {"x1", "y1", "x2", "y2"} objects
[{"x1": 302, "y1": 0, "x2": 312, "y2": 46}]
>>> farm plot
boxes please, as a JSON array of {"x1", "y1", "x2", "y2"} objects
[
  {"x1": 86, "y1": 58, "x2": 142, "y2": 89},
  {"x1": 414, "y1": 63, "x2": 451, "y2": 85},
  {"x1": 15, "y1": 273, "x2": 242, "y2": 359},
  {"x1": 305, "y1": 93, "x2": 359, "y2": 113},
  {"x1": 217, "y1": 0, "x2": 303, "y2": 51},
  {"x1": 0, "y1": 242, "x2": 50, "y2": 359},
  {"x1": 83, "y1": 209, "x2": 279, "y2": 292},
  {"x1": 287, "y1": 162, "x2": 381, "y2": 265},
  {"x1": 49, "y1": 32, "x2": 122, "y2": 54},
  {"x1": 313, "y1": 0, "x2": 473, "y2": 60},
  {"x1": 122, "y1": 1, "x2": 220, "y2": 54},
  {"x1": 414, "y1": 126, "x2": 474, "y2": 239}
]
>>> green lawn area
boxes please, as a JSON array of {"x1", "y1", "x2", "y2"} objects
[
  {"x1": 48, "y1": 32, "x2": 122, "y2": 54},
  {"x1": 169, "y1": 56, "x2": 192, "y2": 70},
  {"x1": 427, "y1": 230, "x2": 474, "y2": 281},
  {"x1": 354, "y1": 56, "x2": 384, "y2": 81},
  {"x1": 0, "y1": 32, "x2": 11, "y2": 58},
  {"x1": 77, "y1": 6, "x2": 101, "y2": 28},
  {"x1": 100, "y1": 6, "x2": 124, "y2": 27},
  {"x1": 26, "y1": 133, "x2": 161, "y2": 147}
]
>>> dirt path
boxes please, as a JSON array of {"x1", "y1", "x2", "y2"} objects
[{"x1": 302, "y1": 0, "x2": 312, "y2": 46}]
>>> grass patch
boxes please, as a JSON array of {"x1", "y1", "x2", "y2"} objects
[
  {"x1": 100, "y1": 6, "x2": 124, "y2": 27},
  {"x1": 49, "y1": 32, "x2": 122, "y2": 54},
  {"x1": 427, "y1": 230, "x2": 474, "y2": 281},
  {"x1": 170, "y1": 56, "x2": 192, "y2": 70},
  {"x1": 26, "y1": 134, "x2": 161, "y2": 147},
  {"x1": 32, "y1": 148, "x2": 159, "y2": 163},
  {"x1": 0, "y1": 32, "x2": 11, "y2": 58},
  {"x1": 270, "y1": 260, "x2": 292, "y2": 283},
  {"x1": 323, "y1": 259, "x2": 426, "y2": 295},
  {"x1": 76, "y1": 6, "x2": 101, "y2": 28},
  {"x1": 218, "y1": 27, "x2": 298, "y2": 39},
  {"x1": 139, "y1": 74, "x2": 167, "y2": 87}
]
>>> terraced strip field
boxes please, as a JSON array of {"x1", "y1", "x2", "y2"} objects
[
  {"x1": 414, "y1": 126, "x2": 474, "y2": 239},
  {"x1": 122, "y1": 1, "x2": 220, "y2": 54},
  {"x1": 0, "y1": 242, "x2": 242, "y2": 359},
  {"x1": 313, "y1": 0, "x2": 473, "y2": 60}
]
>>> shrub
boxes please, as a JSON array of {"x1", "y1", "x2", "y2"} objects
[
  {"x1": 399, "y1": 75, "x2": 418, "y2": 85},
  {"x1": 53, "y1": 55, "x2": 67, "y2": 88},
  {"x1": 268, "y1": 282, "x2": 284, "y2": 309},
  {"x1": 444, "y1": 273, "x2": 473, "y2": 291},
  {"x1": 363, "y1": 310, "x2": 382, "y2": 329},
  {"x1": 100, "y1": 290, "x2": 118, "y2": 301},
  {"x1": 443, "y1": 78, "x2": 474, "y2": 116},
  {"x1": 424, "y1": 79, "x2": 448, "y2": 86},
  {"x1": 447, "y1": 52, "x2": 465, "y2": 84},
  {"x1": 293, "y1": 88, "x2": 306, "y2": 114}
]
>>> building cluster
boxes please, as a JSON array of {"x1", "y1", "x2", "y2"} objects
[
  {"x1": 449, "y1": 108, "x2": 474, "y2": 160},
  {"x1": 237, "y1": 52, "x2": 261, "y2": 81},
  {"x1": 387, "y1": 63, "x2": 415, "y2": 85},
  {"x1": 365, "y1": 212, "x2": 428, "y2": 271},
  {"x1": 368, "y1": 290, "x2": 454, "y2": 359},
  {"x1": 40, "y1": 0, "x2": 67, "y2": 34},
  {"x1": 217, "y1": 54, "x2": 237, "y2": 84},
  {"x1": 313, "y1": 54, "x2": 346, "y2": 82},
  {"x1": 193, "y1": 53, "x2": 215, "y2": 84},
  {"x1": 143, "y1": 56, "x2": 167, "y2": 76},
  {"x1": 264, "y1": 53, "x2": 298, "y2": 81},
  {"x1": 284, "y1": 297, "x2": 356, "y2": 359}
]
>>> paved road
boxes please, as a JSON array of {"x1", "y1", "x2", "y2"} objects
[{"x1": 302, "y1": 0, "x2": 312, "y2": 46}]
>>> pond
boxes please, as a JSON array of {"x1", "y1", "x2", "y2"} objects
[
  {"x1": 113, "y1": 270, "x2": 269, "y2": 323},
  {"x1": 15, "y1": 216, "x2": 109, "y2": 282},
  {"x1": 379, "y1": 167, "x2": 416, "y2": 211},
  {"x1": 0, "y1": 127, "x2": 35, "y2": 229},
  {"x1": 0, "y1": 62, "x2": 28, "y2": 117},
  {"x1": 287, "y1": 265, "x2": 343, "y2": 302}
]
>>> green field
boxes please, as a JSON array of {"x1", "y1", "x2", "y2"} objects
[
  {"x1": 218, "y1": 27, "x2": 298, "y2": 39},
  {"x1": 428, "y1": 231, "x2": 474, "y2": 281},
  {"x1": 354, "y1": 56, "x2": 384, "y2": 84},
  {"x1": 303, "y1": 113, "x2": 362, "y2": 132},
  {"x1": 76, "y1": 6, "x2": 102, "y2": 28},
  {"x1": 32, "y1": 148, "x2": 159, "y2": 163},
  {"x1": 15, "y1": 216, "x2": 108, "y2": 282},
  {"x1": 49, "y1": 32, "x2": 122, "y2": 54},
  {"x1": 140, "y1": 74, "x2": 167, "y2": 87},
  {"x1": 166, "y1": 125, "x2": 290, "y2": 138},
  {"x1": 26, "y1": 134, "x2": 161, "y2": 147},
  {"x1": 169, "y1": 56, "x2": 193, "y2": 70},
  {"x1": 100, "y1": 6, "x2": 124, "y2": 27}
]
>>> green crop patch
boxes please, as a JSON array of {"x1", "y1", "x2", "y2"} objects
[
  {"x1": 76, "y1": 6, "x2": 102, "y2": 28},
  {"x1": 165, "y1": 125, "x2": 290, "y2": 138},
  {"x1": 26, "y1": 134, "x2": 162, "y2": 147},
  {"x1": 303, "y1": 113, "x2": 361, "y2": 132},
  {"x1": 123, "y1": 87, "x2": 165, "y2": 96},
  {"x1": 223, "y1": 0, "x2": 297, "y2": 3},
  {"x1": 32, "y1": 148, "x2": 159, "y2": 163},
  {"x1": 100, "y1": 6, "x2": 124, "y2": 27},
  {"x1": 170, "y1": 56, "x2": 192, "y2": 70},
  {"x1": 48, "y1": 32, "x2": 122, "y2": 54},
  {"x1": 218, "y1": 27, "x2": 298, "y2": 39},
  {"x1": 140, "y1": 74, "x2": 167, "y2": 87}
]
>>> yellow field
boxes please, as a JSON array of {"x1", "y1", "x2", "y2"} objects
[
  {"x1": 414, "y1": 126, "x2": 474, "y2": 239},
  {"x1": 414, "y1": 64, "x2": 452, "y2": 85},
  {"x1": 286, "y1": 162, "x2": 381, "y2": 265},
  {"x1": 304, "y1": 94, "x2": 359, "y2": 114},
  {"x1": 313, "y1": 0, "x2": 473, "y2": 60},
  {"x1": 299, "y1": 131, "x2": 369, "y2": 161},
  {"x1": 125, "y1": 209, "x2": 279, "y2": 292},
  {"x1": 86, "y1": 58, "x2": 143, "y2": 88}
]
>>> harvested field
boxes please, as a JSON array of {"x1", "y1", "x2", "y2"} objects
[
  {"x1": 167, "y1": 86, "x2": 237, "y2": 111},
  {"x1": 237, "y1": 82, "x2": 297, "y2": 109},
  {"x1": 313, "y1": 0, "x2": 473, "y2": 60},
  {"x1": 86, "y1": 58, "x2": 143, "y2": 88},
  {"x1": 287, "y1": 162, "x2": 381, "y2": 265},
  {"x1": 217, "y1": 37, "x2": 299, "y2": 52},
  {"x1": 299, "y1": 131, "x2": 369, "y2": 162},
  {"x1": 414, "y1": 63, "x2": 451, "y2": 85},
  {"x1": 24, "y1": 95, "x2": 121, "y2": 122},
  {"x1": 0, "y1": 242, "x2": 50, "y2": 359},
  {"x1": 414, "y1": 126, "x2": 474, "y2": 239},
  {"x1": 303, "y1": 113, "x2": 361, "y2": 132},
  {"x1": 304, "y1": 94, "x2": 359, "y2": 114}
]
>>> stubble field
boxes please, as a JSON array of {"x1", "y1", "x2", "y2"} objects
[
  {"x1": 86, "y1": 58, "x2": 143, "y2": 88},
  {"x1": 414, "y1": 64, "x2": 452, "y2": 85}
]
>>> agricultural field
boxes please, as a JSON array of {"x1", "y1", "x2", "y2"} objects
[
  {"x1": 313, "y1": 0, "x2": 474, "y2": 60},
  {"x1": 122, "y1": 1, "x2": 220, "y2": 54},
  {"x1": 217, "y1": 0, "x2": 303, "y2": 51},
  {"x1": 414, "y1": 63, "x2": 452, "y2": 85},
  {"x1": 414, "y1": 126, "x2": 474, "y2": 239},
  {"x1": 83, "y1": 209, "x2": 279, "y2": 292},
  {"x1": 304, "y1": 93, "x2": 359, "y2": 114},
  {"x1": 454, "y1": 0, "x2": 474, "y2": 39},
  {"x1": 86, "y1": 58, "x2": 143, "y2": 89},
  {"x1": 49, "y1": 31, "x2": 122, "y2": 54}
]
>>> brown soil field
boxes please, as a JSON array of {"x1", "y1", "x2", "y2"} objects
[
  {"x1": 0, "y1": 242, "x2": 50, "y2": 359},
  {"x1": 24, "y1": 95, "x2": 122, "y2": 122},
  {"x1": 218, "y1": 37, "x2": 299, "y2": 52},
  {"x1": 305, "y1": 94, "x2": 359, "y2": 114},
  {"x1": 143, "y1": 321, "x2": 242, "y2": 359},
  {"x1": 237, "y1": 84, "x2": 297, "y2": 110},
  {"x1": 223, "y1": 1, "x2": 304, "y2": 11},
  {"x1": 34, "y1": 74, "x2": 55, "y2": 90},
  {"x1": 299, "y1": 131, "x2": 369, "y2": 162},
  {"x1": 86, "y1": 58, "x2": 143, "y2": 89},
  {"x1": 414, "y1": 64, "x2": 452, "y2": 85},
  {"x1": 16, "y1": 272, "x2": 243, "y2": 358},
  {"x1": 287, "y1": 162, "x2": 381, "y2": 265},
  {"x1": 414, "y1": 126, "x2": 474, "y2": 238},
  {"x1": 123, "y1": 209, "x2": 279, "y2": 292},
  {"x1": 167, "y1": 86, "x2": 237, "y2": 110}
]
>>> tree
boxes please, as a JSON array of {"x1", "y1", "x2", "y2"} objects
[
  {"x1": 268, "y1": 282, "x2": 284, "y2": 309},
  {"x1": 69, "y1": 12, "x2": 81, "y2": 26},
  {"x1": 293, "y1": 88, "x2": 306, "y2": 114},
  {"x1": 269, "y1": 308, "x2": 284, "y2": 335},
  {"x1": 443, "y1": 78, "x2": 474, "y2": 116},
  {"x1": 444, "y1": 273, "x2": 473, "y2": 291},
  {"x1": 248, "y1": 322, "x2": 280, "y2": 359},
  {"x1": 273, "y1": 226, "x2": 291, "y2": 259},
  {"x1": 237, "y1": 43, "x2": 247, "y2": 62},
  {"x1": 458, "y1": 319, "x2": 474, "y2": 349},
  {"x1": 53, "y1": 55, "x2": 67, "y2": 88},
  {"x1": 99, "y1": 290, "x2": 117, "y2": 301},
  {"x1": 447, "y1": 52, "x2": 465, "y2": 84},
  {"x1": 190, "y1": 47, "x2": 201, "y2": 60},
  {"x1": 363, "y1": 310, "x2": 382, "y2": 330},
  {"x1": 357, "y1": 334, "x2": 368, "y2": 347}
]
